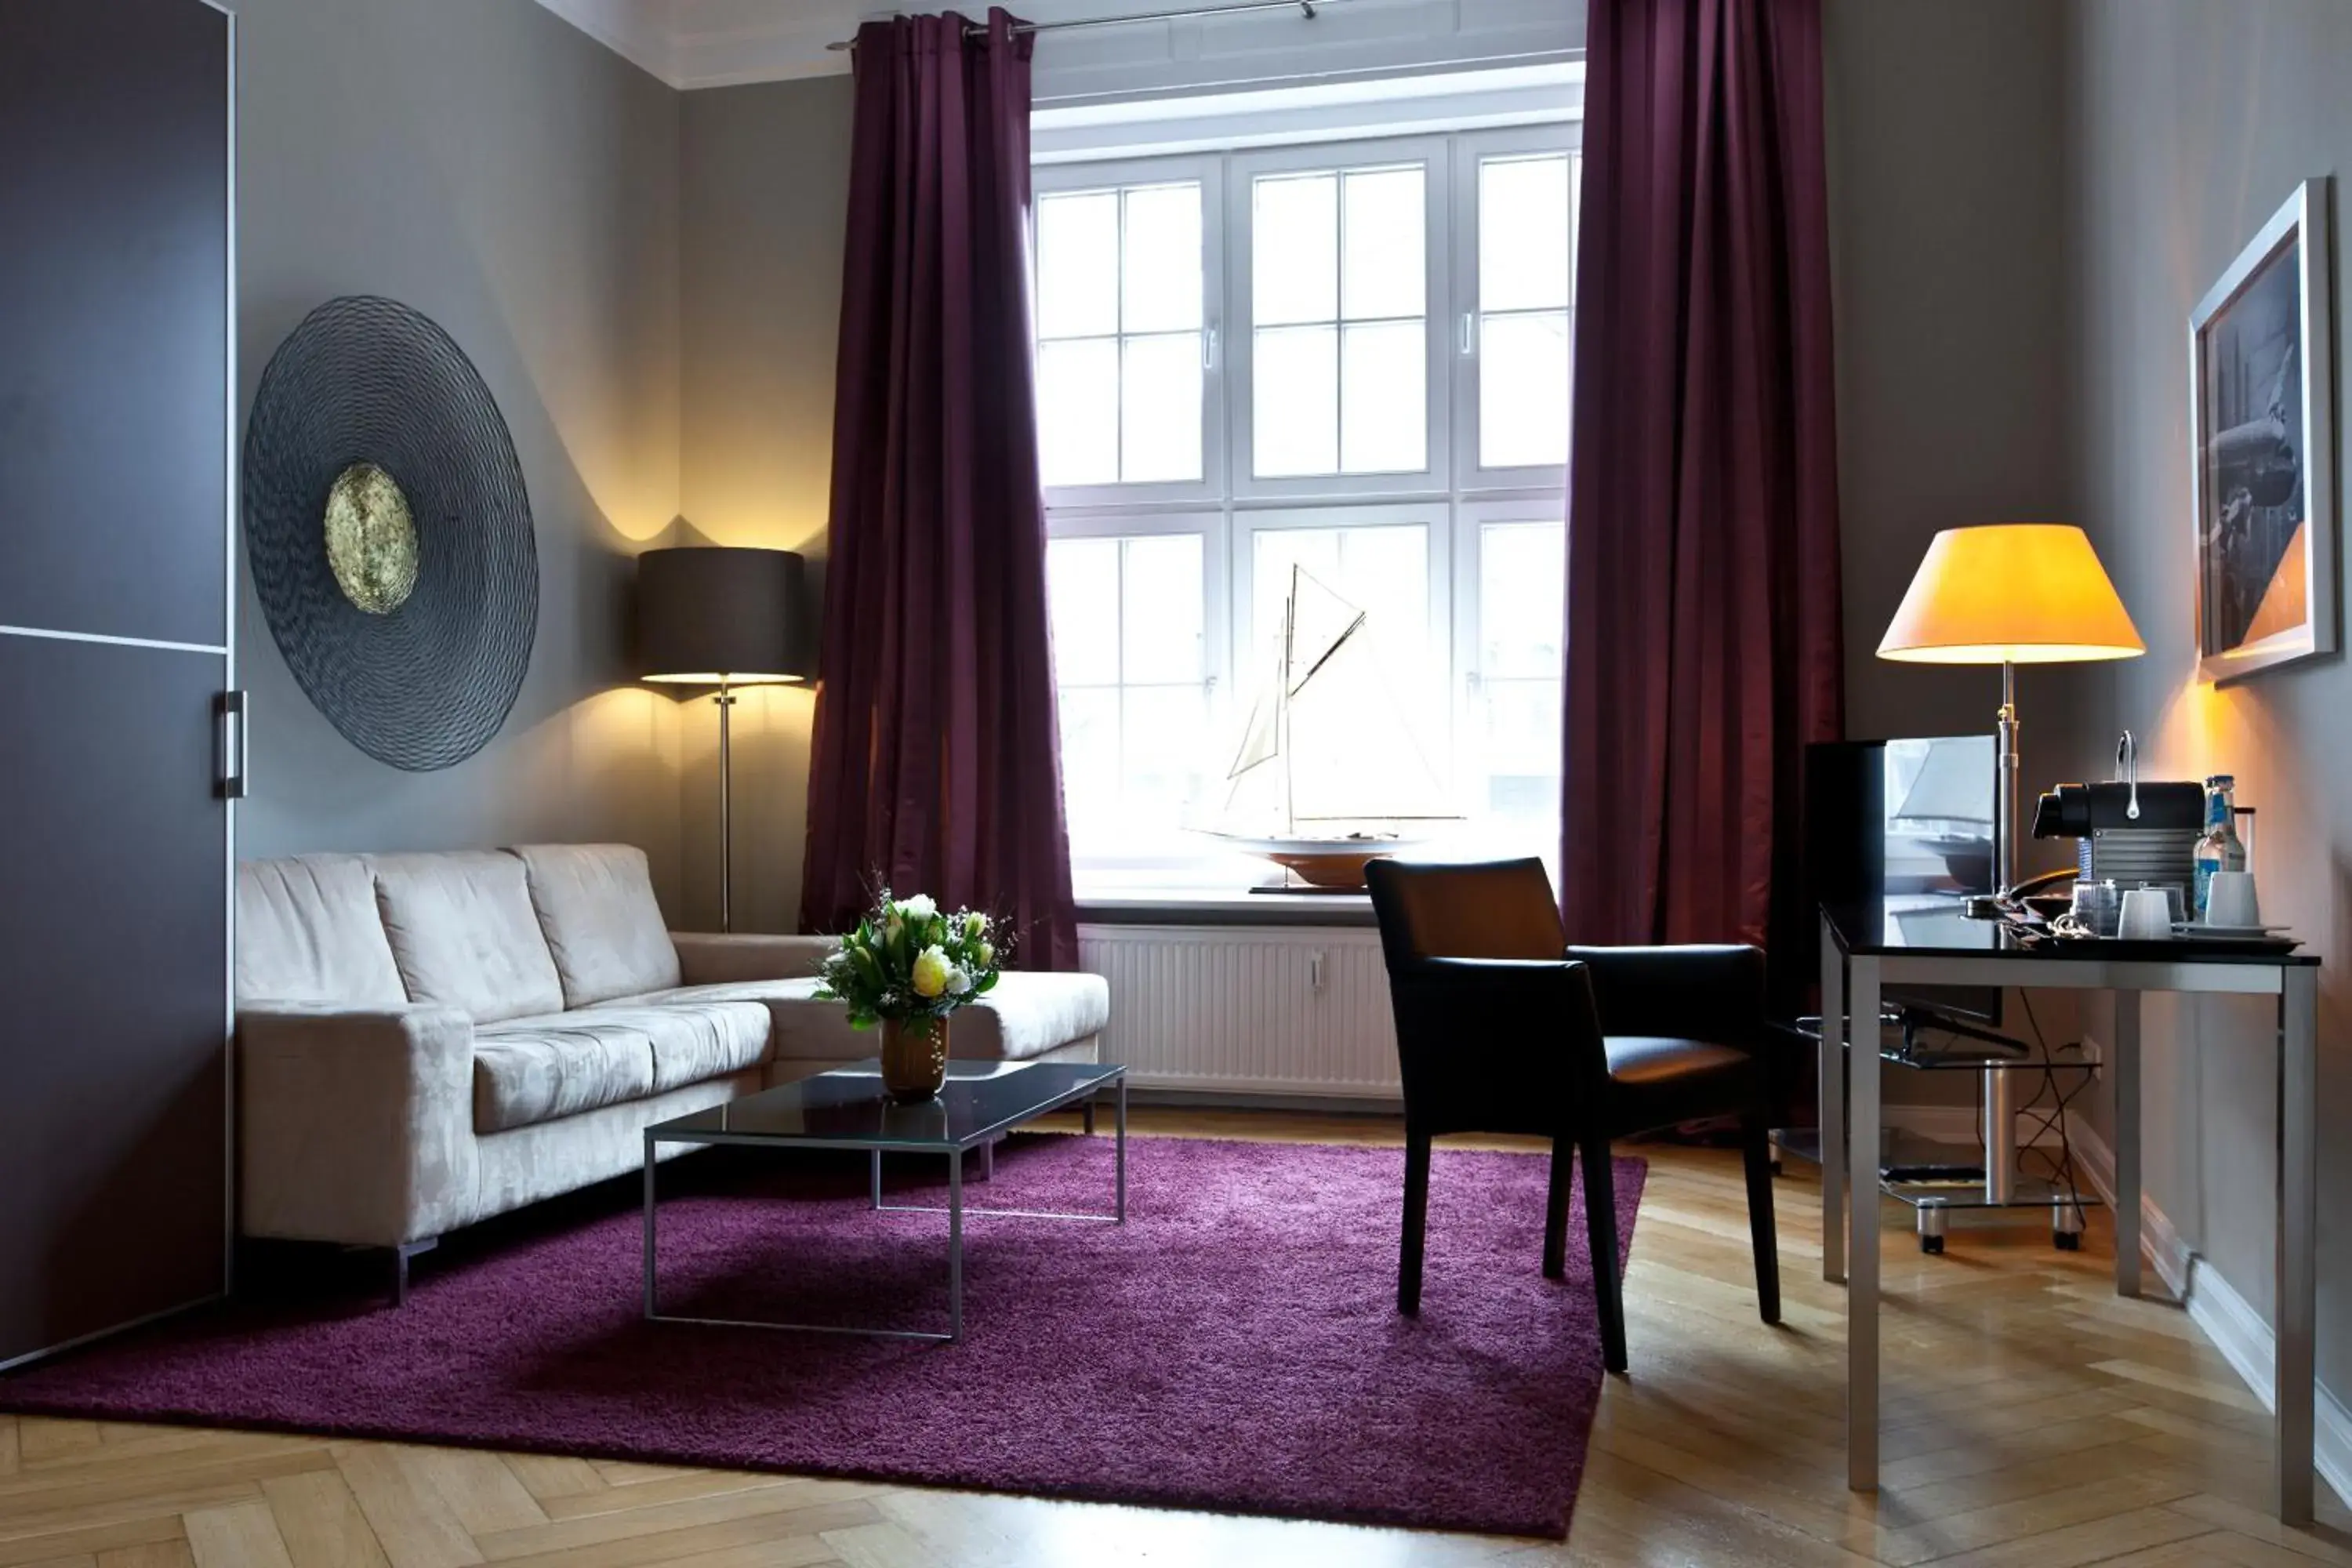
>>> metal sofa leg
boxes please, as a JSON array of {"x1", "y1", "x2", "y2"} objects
[{"x1": 390, "y1": 1238, "x2": 437, "y2": 1307}]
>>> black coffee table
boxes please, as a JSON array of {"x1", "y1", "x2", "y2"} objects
[{"x1": 642, "y1": 1058, "x2": 1127, "y2": 1342}]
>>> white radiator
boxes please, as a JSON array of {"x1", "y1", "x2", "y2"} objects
[{"x1": 1075, "y1": 924, "x2": 1400, "y2": 1099}]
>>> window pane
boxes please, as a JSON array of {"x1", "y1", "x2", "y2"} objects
[
  {"x1": 1252, "y1": 172, "x2": 1338, "y2": 326},
  {"x1": 1046, "y1": 536, "x2": 1120, "y2": 681},
  {"x1": 1340, "y1": 320, "x2": 1426, "y2": 474},
  {"x1": 1341, "y1": 165, "x2": 1425, "y2": 320},
  {"x1": 1121, "y1": 183, "x2": 1202, "y2": 334},
  {"x1": 1477, "y1": 678, "x2": 1562, "y2": 813},
  {"x1": 1252, "y1": 525, "x2": 1426, "y2": 666},
  {"x1": 1120, "y1": 332, "x2": 1203, "y2": 484},
  {"x1": 1479, "y1": 154, "x2": 1572, "y2": 313},
  {"x1": 1055, "y1": 687, "x2": 1120, "y2": 840},
  {"x1": 1036, "y1": 191, "x2": 1120, "y2": 338},
  {"x1": 1252, "y1": 325, "x2": 1338, "y2": 477},
  {"x1": 1120, "y1": 534, "x2": 1204, "y2": 684},
  {"x1": 1479, "y1": 310, "x2": 1570, "y2": 468},
  {"x1": 1120, "y1": 685, "x2": 1210, "y2": 826},
  {"x1": 1479, "y1": 521, "x2": 1565, "y2": 678},
  {"x1": 1036, "y1": 338, "x2": 1120, "y2": 487}
]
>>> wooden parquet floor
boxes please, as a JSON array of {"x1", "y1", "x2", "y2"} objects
[{"x1": 2, "y1": 1109, "x2": 2345, "y2": 1567}]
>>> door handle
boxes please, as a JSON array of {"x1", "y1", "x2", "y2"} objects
[{"x1": 216, "y1": 689, "x2": 248, "y2": 799}]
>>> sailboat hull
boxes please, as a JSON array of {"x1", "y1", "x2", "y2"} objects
[{"x1": 1204, "y1": 833, "x2": 1436, "y2": 891}]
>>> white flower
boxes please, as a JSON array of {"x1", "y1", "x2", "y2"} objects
[
  {"x1": 884, "y1": 912, "x2": 903, "y2": 943},
  {"x1": 911, "y1": 945, "x2": 953, "y2": 998},
  {"x1": 946, "y1": 967, "x2": 972, "y2": 996},
  {"x1": 900, "y1": 893, "x2": 938, "y2": 921},
  {"x1": 964, "y1": 910, "x2": 988, "y2": 938},
  {"x1": 974, "y1": 940, "x2": 994, "y2": 968}
]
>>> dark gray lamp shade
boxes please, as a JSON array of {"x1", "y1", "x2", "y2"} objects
[{"x1": 636, "y1": 546, "x2": 807, "y2": 684}]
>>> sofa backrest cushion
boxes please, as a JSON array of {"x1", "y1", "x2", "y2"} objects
[
  {"x1": 369, "y1": 851, "x2": 565, "y2": 1023},
  {"x1": 235, "y1": 853, "x2": 408, "y2": 1008},
  {"x1": 509, "y1": 844, "x2": 682, "y2": 1008}
]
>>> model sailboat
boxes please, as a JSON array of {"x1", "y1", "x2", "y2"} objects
[{"x1": 1200, "y1": 564, "x2": 1457, "y2": 890}]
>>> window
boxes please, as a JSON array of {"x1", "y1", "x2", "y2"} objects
[{"x1": 1033, "y1": 123, "x2": 1577, "y2": 881}]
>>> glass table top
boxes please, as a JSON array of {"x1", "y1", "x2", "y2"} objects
[
  {"x1": 648, "y1": 1059, "x2": 1123, "y2": 1150},
  {"x1": 1823, "y1": 896, "x2": 2316, "y2": 964}
]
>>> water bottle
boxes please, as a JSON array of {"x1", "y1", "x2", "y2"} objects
[{"x1": 2192, "y1": 775, "x2": 2246, "y2": 920}]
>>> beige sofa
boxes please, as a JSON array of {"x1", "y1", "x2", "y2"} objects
[{"x1": 234, "y1": 844, "x2": 1109, "y2": 1268}]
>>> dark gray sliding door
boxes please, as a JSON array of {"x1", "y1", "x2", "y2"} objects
[{"x1": 0, "y1": 0, "x2": 234, "y2": 1368}]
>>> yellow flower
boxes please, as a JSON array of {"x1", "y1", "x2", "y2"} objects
[{"x1": 911, "y1": 945, "x2": 953, "y2": 999}]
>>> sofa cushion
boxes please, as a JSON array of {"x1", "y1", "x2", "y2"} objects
[
  {"x1": 510, "y1": 844, "x2": 682, "y2": 1007},
  {"x1": 236, "y1": 854, "x2": 408, "y2": 1008},
  {"x1": 472, "y1": 1016, "x2": 657, "y2": 1133},
  {"x1": 604, "y1": 971, "x2": 1110, "y2": 1064},
  {"x1": 371, "y1": 851, "x2": 565, "y2": 1024},
  {"x1": 471, "y1": 999, "x2": 771, "y2": 1132}
]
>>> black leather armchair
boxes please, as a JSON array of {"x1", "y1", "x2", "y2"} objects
[{"x1": 1366, "y1": 856, "x2": 1782, "y2": 1371}]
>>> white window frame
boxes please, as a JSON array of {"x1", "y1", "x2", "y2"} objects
[
  {"x1": 1033, "y1": 114, "x2": 1577, "y2": 886},
  {"x1": 1225, "y1": 136, "x2": 1454, "y2": 502},
  {"x1": 1032, "y1": 154, "x2": 1227, "y2": 511},
  {"x1": 1452, "y1": 122, "x2": 1581, "y2": 494}
]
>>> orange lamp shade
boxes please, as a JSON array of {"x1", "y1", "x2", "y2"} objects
[{"x1": 1877, "y1": 524, "x2": 2146, "y2": 666}]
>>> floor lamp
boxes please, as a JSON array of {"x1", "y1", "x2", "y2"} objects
[
  {"x1": 637, "y1": 546, "x2": 807, "y2": 932},
  {"x1": 1875, "y1": 522, "x2": 2143, "y2": 1204}
]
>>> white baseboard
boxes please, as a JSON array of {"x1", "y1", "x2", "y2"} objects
[{"x1": 2067, "y1": 1113, "x2": 2348, "y2": 1508}]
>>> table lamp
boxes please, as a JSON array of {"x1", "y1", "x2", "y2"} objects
[
  {"x1": 637, "y1": 546, "x2": 807, "y2": 931},
  {"x1": 1877, "y1": 524, "x2": 2144, "y2": 906}
]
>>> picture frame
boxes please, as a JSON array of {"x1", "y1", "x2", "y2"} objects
[{"x1": 2190, "y1": 177, "x2": 2336, "y2": 683}]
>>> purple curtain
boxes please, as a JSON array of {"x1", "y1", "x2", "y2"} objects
[
  {"x1": 1560, "y1": 0, "x2": 1845, "y2": 953},
  {"x1": 797, "y1": 9, "x2": 1079, "y2": 971}
]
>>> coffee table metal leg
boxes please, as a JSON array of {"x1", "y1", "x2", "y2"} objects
[
  {"x1": 948, "y1": 1149, "x2": 964, "y2": 1341},
  {"x1": 642, "y1": 1136, "x2": 658, "y2": 1318},
  {"x1": 870, "y1": 1149, "x2": 882, "y2": 1210},
  {"x1": 1116, "y1": 1076, "x2": 1127, "y2": 1221}
]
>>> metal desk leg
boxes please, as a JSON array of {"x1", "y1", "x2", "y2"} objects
[
  {"x1": 1819, "y1": 915, "x2": 1846, "y2": 1284},
  {"x1": 870, "y1": 1149, "x2": 882, "y2": 1210},
  {"x1": 642, "y1": 1135, "x2": 658, "y2": 1318},
  {"x1": 1115, "y1": 1076, "x2": 1128, "y2": 1222},
  {"x1": 2113, "y1": 990, "x2": 2143, "y2": 1298},
  {"x1": 948, "y1": 1149, "x2": 964, "y2": 1342},
  {"x1": 1847, "y1": 956, "x2": 1881, "y2": 1493},
  {"x1": 2278, "y1": 967, "x2": 2318, "y2": 1525}
]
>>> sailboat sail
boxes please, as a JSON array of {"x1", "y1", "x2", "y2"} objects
[{"x1": 1210, "y1": 564, "x2": 1453, "y2": 835}]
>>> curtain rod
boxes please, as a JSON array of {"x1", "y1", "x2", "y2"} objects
[{"x1": 826, "y1": 0, "x2": 1335, "y2": 53}]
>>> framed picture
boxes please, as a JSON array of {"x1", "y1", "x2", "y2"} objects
[{"x1": 2190, "y1": 177, "x2": 2336, "y2": 682}]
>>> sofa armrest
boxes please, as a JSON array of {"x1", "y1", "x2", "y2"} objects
[
  {"x1": 671, "y1": 931, "x2": 837, "y2": 985},
  {"x1": 236, "y1": 1004, "x2": 480, "y2": 1247}
]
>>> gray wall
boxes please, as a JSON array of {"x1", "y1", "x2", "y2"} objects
[
  {"x1": 676, "y1": 76, "x2": 856, "y2": 932},
  {"x1": 2067, "y1": 0, "x2": 2352, "y2": 1411},
  {"x1": 234, "y1": 0, "x2": 687, "y2": 913},
  {"x1": 1822, "y1": 0, "x2": 2096, "y2": 1107}
]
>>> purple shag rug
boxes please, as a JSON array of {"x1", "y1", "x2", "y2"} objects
[{"x1": 0, "y1": 1134, "x2": 1643, "y2": 1538}]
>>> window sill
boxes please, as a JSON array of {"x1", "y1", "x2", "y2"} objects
[{"x1": 1075, "y1": 888, "x2": 1377, "y2": 927}]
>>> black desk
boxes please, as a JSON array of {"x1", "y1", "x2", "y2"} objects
[{"x1": 1819, "y1": 899, "x2": 2320, "y2": 1522}]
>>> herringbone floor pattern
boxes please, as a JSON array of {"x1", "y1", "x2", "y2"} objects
[{"x1": 2, "y1": 1111, "x2": 2345, "y2": 1566}]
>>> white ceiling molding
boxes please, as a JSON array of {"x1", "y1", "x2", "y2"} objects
[
  {"x1": 533, "y1": 0, "x2": 684, "y2": 85},
  {"x1": 535, "y1": 0, "x2": 1581, "y2": 95}
]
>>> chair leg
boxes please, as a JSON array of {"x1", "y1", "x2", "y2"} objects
[
  {"x1": 1082, "y1": 1099, "x2": 1097, "y2": 1137},
  {"x1": 1543, "y1": 1136, "x2": 1573, "y2": 1279},
  {"x1": 1399, "y1": 1128, "x2": 1432, "y2": 1316},
  {"x1": 1741, "y1": 1112, "x2": 1782, "y2": 1325},
  {"x1": 1580, "y1": 1134, "x2": 1628, "y2": 1373}
]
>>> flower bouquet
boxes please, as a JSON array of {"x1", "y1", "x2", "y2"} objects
[{"x1": 814, "y1": 890, "x2": 1004, "y2": 1102}]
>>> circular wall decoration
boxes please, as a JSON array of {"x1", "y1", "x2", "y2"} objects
[{"x1": 243, "y1": 296, "x2": 537, "y2": 771}]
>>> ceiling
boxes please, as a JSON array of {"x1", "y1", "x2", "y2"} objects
[{"x1": 533, "y1": 0, "x2": 865, "y2": 89}]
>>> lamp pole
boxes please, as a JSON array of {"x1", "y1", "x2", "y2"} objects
[
  {"x1": 717, "y1": 677, "x2": 735, "y2": 933},
  {"x1": 1995, "y1": 659, "x2": 2018, "y2": 898}
]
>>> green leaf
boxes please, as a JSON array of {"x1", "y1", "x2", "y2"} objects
[{"x1": 975, "y1": 970, "x2": 1000, "y2": 994}]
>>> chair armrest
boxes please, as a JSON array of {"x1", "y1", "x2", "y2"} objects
[
  {"x1": 236, "y1": 1004, "x2": 479, "y2": 1247},
  {"x1": 1385, "y1": 957, "x2": 1610, "y2": 1114},
  {"x1": 671, "y1": 932, "x2": 838, "y2": 985},
  {"x1": 1565, "y1": 944, "x2": 1766, "y2": 1044}
]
